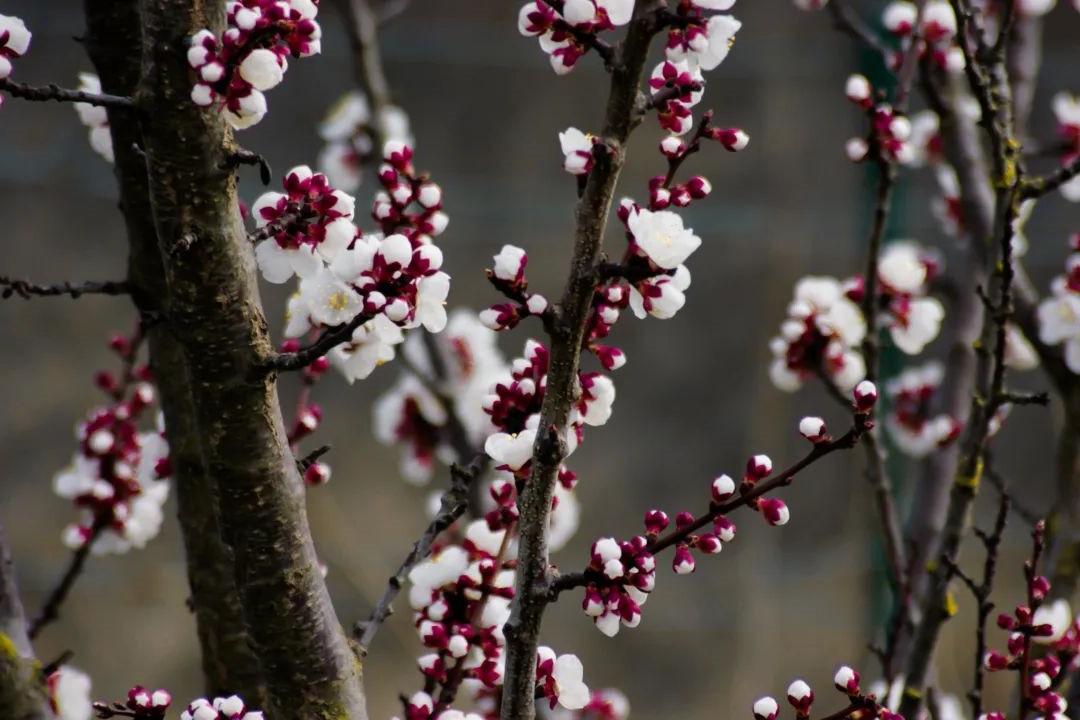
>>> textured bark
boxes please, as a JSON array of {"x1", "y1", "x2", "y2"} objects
[
  {"x1": 135, "y1": 2, "x2": 367, "y2": 717},
  {"x1": 81, "y1": 0, "x2": 267, "y2": 703},
  {"x1": 0, "y1": 523, "x2": 53, "y2": 720},
  {"x1": 499, "y1": 8, "x2": 661, "y2": 719}
]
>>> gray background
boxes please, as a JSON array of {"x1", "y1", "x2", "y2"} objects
[{"x1": 1, "y1": 1, "x2": 1078, "y2": 717}]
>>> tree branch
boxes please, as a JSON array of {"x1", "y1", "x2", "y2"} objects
[
  {"x1": 0, "y1": 77, "x2": 136, "y2": 110},
  {"x1": 499, "y1": 6, "x2": 667, "y2": 719},
  {"x1": 136, "y1": 1, "x2": 367, "y2": 716},
  {"x1": 547, "y1": 412, "x2": 872, "y2": 599},
  {"x1": 353, "y1": 455, "x2": 485, "y2": 655},
  {"x1": 83, "y1": 0, "x2": 268, "y2": 701},
  {"x1": 1021, "y1": 156, "x2": 1080, "y2": 200},
  {"x1": 826, "y1": 0, "x2": 891, "y2": 63},
  {"x1": 331, "y1": 0, "x2": 395, "y2": 152},
  {"x1": 900, "y1": 3, "x2": 1025, "y2": 709},
  {"x1": 27, "y1": 516, "x2": 106, "y2": 640},
  {"x1": 0, "y1": 276, "x2": 129, "y2": 300}
]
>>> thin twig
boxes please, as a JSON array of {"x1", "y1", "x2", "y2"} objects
[
  {"x1": 1021, "y1": 156, "x2": 1080, "y2": 200},
  {"x1": 826, "y1": 0, "x2": 892, "y2": 62},
  {"x1": 352, "y1": 454, "x2": 484, "y2": 654},
  {"x1": 0, "y1": 77, "x2": 136, "y2": 110},
  {"x1": 28, "y1": 515, "x2": 109, "y2": 639},
  {"x1": 261, "y1": 311, "x2": 374, "y2": 374},
  {"x1": 1, "y1": 276, "x2": 129, "y2": 300}
]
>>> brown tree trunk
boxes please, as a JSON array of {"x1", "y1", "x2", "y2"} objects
[
  {"x1": 133, "y1": 1, "x2": 368, "y2": 717},
  {"x1": 82, "y1": 0, "x2": 268, "y2": 704}
]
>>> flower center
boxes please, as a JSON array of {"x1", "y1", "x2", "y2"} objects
[{"x1": 328, "y1": 291, "x2": 350, "y2": 311}]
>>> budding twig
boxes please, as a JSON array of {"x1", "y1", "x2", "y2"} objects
[{"x1": 548, "y1": 410, "x2": 873, "y2": 599}]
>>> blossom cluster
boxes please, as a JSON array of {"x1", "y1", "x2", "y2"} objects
[
  {"x1": 843, "y1": 74, "x2": 915, "y2": 164},
  {"x1": 254, "y1": 146, "x2": 450, "y2": 382},
  {"x1": 90, "y1": 685, "x2": 263, "y2": 720},
  {"x1": 318, "y1": 90, "x2": 414, "y2": 192},
  {"x1": 517, "y1": 0, "x2": 634, "y2": 75},
  {"x1": 1053, "y1": 92, "x2": 1080, "y2": 202},
  {"x1": 404, "y1": 518, "x2": 593, "y2": 716},
  {"x1": 884, "y1": 361, "x2": 959, "y2": 457},
  {"x1": 0, "y1": 13, "x2": 30, "y2": 89},
  {"x1": 571, "y1": 399, "x2": 872, "y2": 637},
  {"x1": 482, "y1": 337, "x2": 609, "y2": 476},
  {"x1": 769, "y1": 243, "x2": 944, "y2": 393},
  {"x1": 981, "y1": 523, "x2": 1078, "y2": 719},
  {"x1": 52, "y1": 332, "x2": 171, "y2": 555},
  {"x1": 1036, "y1": 234, "x2": 1080, "y2": 373},
  {"x1": 374, "y1": 311, "x2": 508, "y2": 485},
  {"x1": 752, "y1": 666, "x2": 901, "y2": 720},
  {"x1": 769, "y1": 276, "x2": 867, "y2": 392},
  {"x1": 72, "y1": 73, "x2": 113, "y2": 163},
  {"x1": 187, "y1": 0, "x2": 321, "y2": 129},
  {"x1": 180, "y1": 696, "x2": 265, "y2": 720}
]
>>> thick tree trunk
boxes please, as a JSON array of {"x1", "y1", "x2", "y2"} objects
[
  {"x1": 0, "y1": 523, "x2": 53, "y2": 720},
  {"x1": 82, "y1": 0, "x2": 268, "y2": 704},
  {"x1": 134, "y1": 1, "x2": 368, "y2": 717}
]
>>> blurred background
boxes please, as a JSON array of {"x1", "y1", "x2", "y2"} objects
[{"x1": 1, "y1": 1, "x2": 1079, "y2": 717}]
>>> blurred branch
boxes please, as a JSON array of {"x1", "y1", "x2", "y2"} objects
[
  {"x1": 826, "y1": 0, "x2": 891, "y2": 63},
  {"x1": 28, "y1": 516, "x2": 107, "y2": 640},
  {"x1": 332, "y1": 0, "x2": 395, "y2": 152},
  {"x1": 0, "y1": 521, "x2": 54, "y2": 720},
  {"x1": 948, "y1": 493, "x2": 1009, "y2": 719},
  {"x1": 1021, "y1": 156, "x2": 1080, "y2": 200},
  {"x1": 1, "y1": 276, "x2": 129, "y2": 300}
]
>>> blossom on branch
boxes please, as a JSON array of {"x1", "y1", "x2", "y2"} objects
[
  {"x1": 884, "y1": 361, "x2": 961, "y2": 457},
  {"x1": 53, "y1": 332, "x2": 171, "y2": 555},
  {"x1": 517, "y1": 0, "x2": 633, "y2": 75},
  {"x1": 180, "y1": 695, "x2": 264, "y2": 720},
  {"x1": 1052, "y1": 92, "x2": 1080, "y2": 201},
  {"x1": 0, "y1": 14, "x2": 31, "y2": 86},
  {"x1": 1037, "y1": 238, "x2": 1080, "y2": 372},
  {"x1": 72, "y1": 73, "x2": 113, "y2": 163},
  {"x1": 769, "y1": 276, "x2": 866, "y2": 392},
  {"x1": 187, "y1": 0, "x2": 321, "y2": 128},
  {"x1": 47, "y1": 665, "x2": 92, "y2": 720}
]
